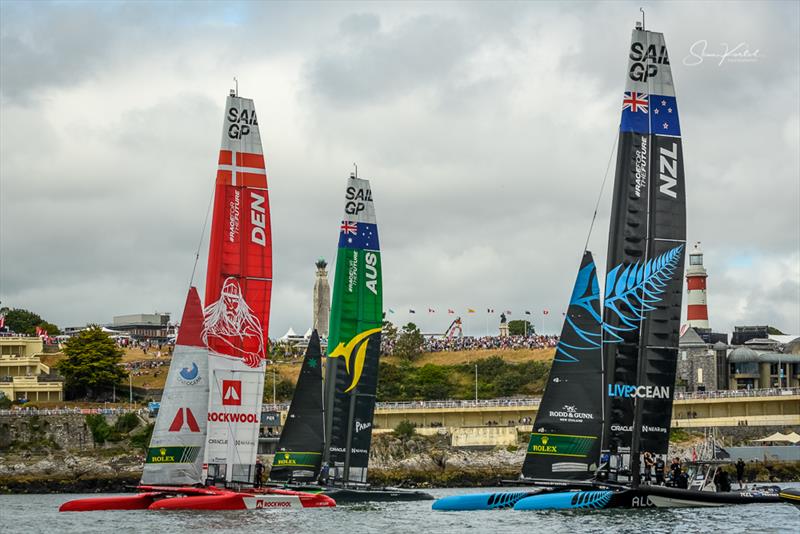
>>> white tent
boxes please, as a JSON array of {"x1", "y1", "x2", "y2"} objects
[
  {"x1": 303, "y1": 327, "x2": 313, "y2": 339},
  {"x1": 784, "y1": 431, "x2": 800, "y2": 444},
  {"x1": 279, "y1": 327, "x2": 298, "y2": 341},
  {"x1": 753, "y1": 432, "x2": 794, "y2": 443}
]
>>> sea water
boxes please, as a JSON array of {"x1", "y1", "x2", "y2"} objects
[{"x1": 3, "y1": 486, "x2": 798, "y2": 534}]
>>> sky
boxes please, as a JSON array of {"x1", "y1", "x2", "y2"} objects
[{"x1": 1, "y1": 0, "x2": 798, "y2": 338}]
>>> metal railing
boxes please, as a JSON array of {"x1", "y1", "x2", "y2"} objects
[
  {"x1": 2, "y1": 389, "x2": 797, "y2": 417},
  {"x1": 674, "y1": 387, "x2": 800, "y2": 400}
]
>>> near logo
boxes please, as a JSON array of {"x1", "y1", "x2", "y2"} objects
[
  {"x1": 168, "y1": 407, "x2": 200, "y2": 432},
  {"x1": 222, "y1": 380, "x2": 242, "y2": 406}
]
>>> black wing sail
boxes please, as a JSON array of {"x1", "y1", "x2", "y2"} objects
[
  {"x1": 269, "y1": 330, "x2": 325, "y2": 481},
  {"x1": 602, "y1": 28, "x2": 686, "y2": 459},
  {"x1": 523, "y1": 251, "x2": 603, "y2": 480}
]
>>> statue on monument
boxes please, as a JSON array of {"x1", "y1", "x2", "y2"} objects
[{"x1": 500, "y1": 313, "x2": 507, "y2": 324}]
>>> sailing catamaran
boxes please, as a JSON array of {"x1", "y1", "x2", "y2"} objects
[
  {"x1": 434, "y1": 20, "x2": 781, "y2": 511},
  {"x1": 266, "y1": 173, "x2": 432, "y2": 502},
  {"x1": 60, "y1": 90, "x2": 334, "y2": 511}
]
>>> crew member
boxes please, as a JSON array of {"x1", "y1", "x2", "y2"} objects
[
  {"x1": 735, "y1": 458, "x2": 746, "y2": 490},
  {"x1": 643, "y1": 452, "x2": 654, "y2": 484},
  {"x1": 669, "y1": 457, "x2": 681, "y2": 487},
  {"x1": 654, "y1": 455, "x2": 665, "y2": 485},
  {"x1": 254, "y1": 459, "x2": 265, "y2": 488}
]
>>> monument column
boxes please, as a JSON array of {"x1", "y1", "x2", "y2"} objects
[{"x1": 313, "y1": 258, "x2": 331, "y2": 338}]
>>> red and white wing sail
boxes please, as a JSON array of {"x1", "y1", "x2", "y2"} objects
[{"x1": 203, "y1": 94, "x2": 272, "y2": 484}]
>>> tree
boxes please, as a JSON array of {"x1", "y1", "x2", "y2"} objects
[
  {"x1": 382, "y1": 319, "x2": 398, "y2": 346},
  {"x1": 0, "y1": 308, "x2": 61, "y2": 336},
  {"x1": 508, "y1": 319, "x2": 534, "y2": 336},
  {"x1": 394, "y1": 322, "x2": 424, "y2": 362},
  {"x1": 56, "y1": 326, "x2": 127, "y2": 400},
  {"x1": 767, "y1": 326, "x2": 785, "y2": 335}
]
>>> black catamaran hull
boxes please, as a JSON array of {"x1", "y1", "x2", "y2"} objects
[{"x1": 267, "y1": 482, "x2": 433, "y2": 502}]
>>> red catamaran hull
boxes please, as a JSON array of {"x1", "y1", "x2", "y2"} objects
[{"x1": 59, "y1": 486, "x2": 335, "y2": 511}]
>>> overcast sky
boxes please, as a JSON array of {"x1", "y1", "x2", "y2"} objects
[{"x1": 1, "y1": 1, "x2": 798, "y2": 338}]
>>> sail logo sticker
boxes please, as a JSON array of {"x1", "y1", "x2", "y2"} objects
[
  {"x1": 658, "y1": 142, "x2": 679, "y2": 198},
  {"x1": 203, "y1": 277, "x2": 266, "y2": 368},
  {"x1": 168, "y1": 407, "x2": 201, "y2": 432},
  {"x1": 607, "y1": 384, "x2": 671, "y2": 399},
  {"x1": 328, "y1": 327, "x2": 382, "y2": 392},
  {"x1": 250, "y1": 192, "x2": 267, "y2": 246},
  {"x1": 549, "y1": 404, "x2": 594, "y2": 423},
  {"x1": 365, "y1": 252, "x2": 378, "y2": 295},
  {"x1": 222, "y1": 380, "x2": 242, "y2": 405},
  {"x1": 355, "y1": 421, "x2": 372, "y2": 433},
  {"x1": 178, "y1": 362, "x2": 201, "y2": 385},
  {"x1": 227, "y1": 106, "x2": 258, "y2": 139}
]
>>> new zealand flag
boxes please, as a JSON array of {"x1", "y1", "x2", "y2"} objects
[{"x1": 620, "y1": 92, "x2": 681, "y2": 137}]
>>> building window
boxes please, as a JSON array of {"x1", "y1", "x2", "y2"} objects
[{"x1": 690, "y1": 256, "x2": 703, "y2": 265}]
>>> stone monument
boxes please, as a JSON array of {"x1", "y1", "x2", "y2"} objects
[
  {"x1": 499, "y1": 313, "x2": 509, "y2": 337},
  {"x1": 313, "y1": 258, "x2": 331, "y2": 338}
]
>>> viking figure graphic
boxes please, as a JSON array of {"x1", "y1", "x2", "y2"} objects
[{"x1": 202, "y1": 277, "x2": 265, "y2": 368}]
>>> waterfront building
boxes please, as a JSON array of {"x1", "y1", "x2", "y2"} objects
[
  {"x1": 0, "y1": 337, "x2": 63, "y2": 402},
  {"x1": 677, "y1": 327, "x2": 729, "y2": 392},
  {"x1": 109, "y1": 312, "x2": 172, "y2": 341}
]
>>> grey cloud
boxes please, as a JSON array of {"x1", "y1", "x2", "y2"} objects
[{"x1": 0, "y1": 1, "x2": 797, "y2": 339}]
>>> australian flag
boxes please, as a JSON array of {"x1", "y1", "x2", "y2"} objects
[
  {"x1": 620, "y1": 92, "x2": 681, "y2": 137},
  {"x1": 338, "y1": 220, "x2": 380, "y2": 250}
]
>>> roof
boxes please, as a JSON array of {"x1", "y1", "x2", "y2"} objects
[
  {"x1": 729, "y1": 346, "x2": 800, "y2": 363},
  {"x1": 679, "y1": 327, "x2": 707, "y2": 347}
]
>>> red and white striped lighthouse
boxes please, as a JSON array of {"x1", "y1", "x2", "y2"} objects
[{"x1": 686, "y1": 242, "x2": 709, "y2": 329}]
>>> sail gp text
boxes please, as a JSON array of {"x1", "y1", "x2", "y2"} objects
[{"x1": 227, "y1": 106, "x2": 258, "y2": 139}]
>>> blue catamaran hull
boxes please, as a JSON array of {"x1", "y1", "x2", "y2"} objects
[{"x1": 431, "y1": 490, "x2": 542, "y2": 511}]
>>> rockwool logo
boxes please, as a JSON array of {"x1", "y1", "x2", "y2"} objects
[{"x1": 222, "y1": 380, "x2": 242, "y2": 406}]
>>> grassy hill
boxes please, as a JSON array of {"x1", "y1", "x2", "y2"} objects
[{"x1": 43, "y1": 346, "x2": 556, "y2": 400}]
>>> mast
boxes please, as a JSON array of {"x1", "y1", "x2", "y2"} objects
[
  {"x1": 601, "y1": 23, "x2": 686, "y2": 487},
  {"x1": 324, "y1": 173, "x2": 383, "y2": 485},
  {"x1": 202, "y1": 90, "x2": 272, "y2": 485}
]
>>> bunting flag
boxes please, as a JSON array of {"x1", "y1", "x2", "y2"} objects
[
  {"x1": 447, "y1": 309, "x2": 455, "y2": 314},
  {"x1": 409, "y1": 309, "x2": 416, "y2": 314},
  {"x1": 388, "y1": 309, "x2": 395, "y2": 314},
  {"x1": 467, "y1": 309, "x2": 476, "y2": 313},
  {"x1": 505, "y1": 310, "x2": 512, "y2": 315},
  {"x1": 487, "y1": 308, "x2": 494, "y2": 313},
  {"x1": 543, "y1": 309, "x2": 550, "y2": 315},
  {"x1": 428, "y1": 308, "x2": 435, "y2": 313},
  {"x1": 525, "y1": 311, "x2": 532, "y2": 315}
]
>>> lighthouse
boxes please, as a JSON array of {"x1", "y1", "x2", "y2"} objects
[{"x1": 686, "y1": 242, "x2": 709, "y2": 329}]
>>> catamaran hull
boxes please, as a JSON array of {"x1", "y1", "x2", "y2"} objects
[
  {"x1": 432, "y1": 490, "x2": 543, "y2": 511},
  {"x1": 323, "y1": 486, "x2": 434, "y2": 502},
  {"x1": 59, "y1": 486, "x2": 335, "y2": 511},
  {"x1": 513, "y1": 486, "x2": 781, "y2": 510},
  {"x1": 779, "y1": 488, "x2": 800, "y2": 509},
  {"x1": 59, "y1": 493, "x2": 160, "y2": 512}
]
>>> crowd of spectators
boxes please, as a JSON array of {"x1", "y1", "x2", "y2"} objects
[{"x1": 381, "y1": 334, "x2": 559, "y2": 355}]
